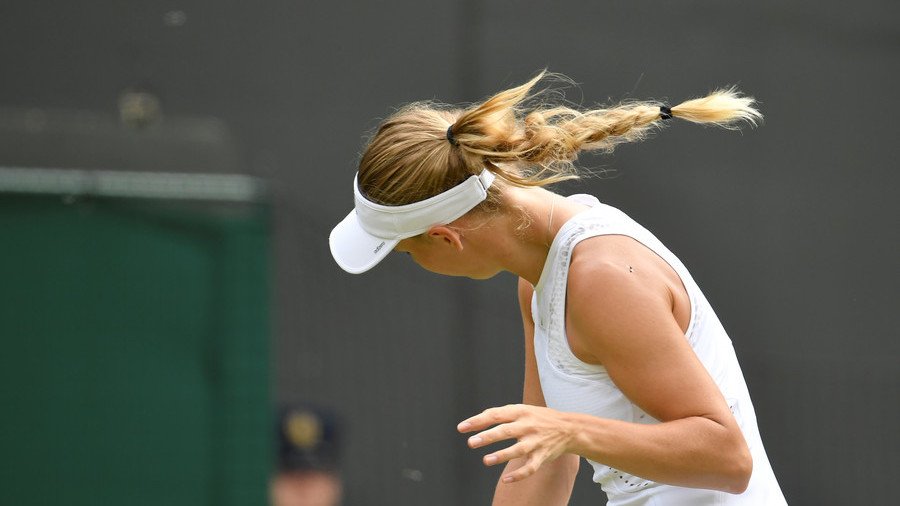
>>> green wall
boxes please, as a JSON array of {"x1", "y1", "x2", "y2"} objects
[{"x1": 0, "y1": 195, "x2": 271, "y2": 506}]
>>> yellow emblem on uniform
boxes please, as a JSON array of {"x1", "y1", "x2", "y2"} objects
[{"x1": 285, "y1": 411, "x2": 322, "y2": 450}]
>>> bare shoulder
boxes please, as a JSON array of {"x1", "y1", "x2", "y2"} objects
[
  {"x1": 565, "y1": 235, "x2": 680, "y2": 364},
  {"x1": 564, "y1": 236, "x2": 736, "y2": 427},
  {"x1": 566, "y1": 235, "x2": 671, "y2": 306}
]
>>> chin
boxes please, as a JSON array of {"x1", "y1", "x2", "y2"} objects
[
  {"x1": 466, "y1": 270, "x2": 501, "y2": 280},
  {"x1": 424, "y1": 264, "x2": 499, "y2": 280}
]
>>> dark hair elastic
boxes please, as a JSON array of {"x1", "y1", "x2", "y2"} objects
[
  {"x1": 659, "y1": 106, "x2": 674, "y2": 120},
  {"x1": 446, "y1": 124, "x2": 459, "y2": 146}
]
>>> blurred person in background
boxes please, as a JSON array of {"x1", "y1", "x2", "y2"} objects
[{"x1": 271, "y1": 404, "x2": 342, "y2": 506}]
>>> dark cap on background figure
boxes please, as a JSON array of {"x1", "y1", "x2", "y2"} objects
[{"x1": 277, "y1": 404, "x2": 342, "y2": 473}]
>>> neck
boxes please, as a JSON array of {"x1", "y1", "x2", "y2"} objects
[{"x1": 469, "y1": 187, "x2": 587, "y2": 285}]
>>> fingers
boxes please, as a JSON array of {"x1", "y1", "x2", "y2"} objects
[
  {"x1": 501, "y1": 452, "x2": 546, "y2": 483},
  {"x1": 457, "y1": 404, "x2": 522, "y2": 433},
  {"x1": 468, "y1": 422, "x2": 523, "y2": 449},
  {"x1": 458, "y1": 404, "x2": 563, "y2": 484},
  {"x1": 482, "y1": 439, "x2": 534, "y2": 466}
]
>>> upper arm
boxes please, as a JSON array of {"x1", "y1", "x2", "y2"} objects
[
  {"x1": 518, "y1": 277, "x2": 546, "y2": 407},
  {"x1": 566, "y1": 259, "x2": 735, "y2": 427}
]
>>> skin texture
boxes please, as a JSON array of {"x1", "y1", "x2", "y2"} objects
[
  {"x1": 270, "y1": 471, "x2": 342, "y2": 506},
  {"x1": 395, "y1": 186, "x2": 753, "y2": 501}
]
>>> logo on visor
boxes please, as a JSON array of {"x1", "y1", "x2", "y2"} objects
[{"x1": 373, "y1": 241, "x2": 386, "y2": 254}]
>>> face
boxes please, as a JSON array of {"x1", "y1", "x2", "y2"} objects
[
  {"x1": 394, "y1": 230, "x2": 499, "y2": 279},
  {"x1": 270, "y1": 471, "x2": 341, "y2": 506}
]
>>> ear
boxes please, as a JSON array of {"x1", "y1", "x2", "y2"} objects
[{"x1": 427, "y1": 225, "x2": 464, "y2": 251}]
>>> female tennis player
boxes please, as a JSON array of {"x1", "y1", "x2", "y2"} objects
[{"x1": 329, "y1": 72, "x2": 787, "y2": 505}]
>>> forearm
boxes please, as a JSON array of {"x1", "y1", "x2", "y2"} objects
[
  {"x1": 492, "y1": 453, "x2": 579, "y2": 506},
  {"x1": 566, "y1": 413, "x2": 751, "y2": 493}
]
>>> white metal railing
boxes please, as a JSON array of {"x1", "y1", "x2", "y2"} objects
[{"x1": 0, "y1": 167, "x2": 265, "y2": 202}]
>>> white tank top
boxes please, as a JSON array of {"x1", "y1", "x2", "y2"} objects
[{"x1": 532, "y1": 195, "x2": 787, "y2": 505}]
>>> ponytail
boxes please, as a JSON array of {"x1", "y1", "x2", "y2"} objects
[
  {"x1": 449, "y1": 71, "x2": 761, "y2": 187},
  {"x1": 357, "y1": 71, "x2": 761, "y2": 207}
]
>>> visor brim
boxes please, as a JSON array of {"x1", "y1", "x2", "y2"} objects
[{"x1": 329, "y1": 210, "x2": 399, "y2": 274}]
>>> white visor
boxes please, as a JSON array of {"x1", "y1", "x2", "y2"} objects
[{"x1": 329, "y1": 169, "x2": 495, "y2": 274}]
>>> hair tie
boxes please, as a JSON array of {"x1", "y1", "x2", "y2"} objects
[
  {"x1": 446, "y1": 124, "x2": 459, "y2": 146},
  {"x1": 659, "y1": 106, "x2": 674, "y2": 120}
]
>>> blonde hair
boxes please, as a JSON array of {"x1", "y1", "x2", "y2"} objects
[{"x1": 356, "y1": 71, "x2": 761, "y2": 208}]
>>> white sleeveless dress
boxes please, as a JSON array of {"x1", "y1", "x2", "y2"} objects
[{"x1": 532, "y1": 194, "x2": 787, "y2": 505}]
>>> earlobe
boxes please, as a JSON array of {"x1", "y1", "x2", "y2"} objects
[{"x1": 428, "y1": 226, "x2": 464, "y2": 251}]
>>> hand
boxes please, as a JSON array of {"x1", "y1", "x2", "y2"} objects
[{"x1": 457, "y1": 404, "x2": 576, "y2": 483}]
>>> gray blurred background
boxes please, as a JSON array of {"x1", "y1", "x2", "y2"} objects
[{"x1": 1, "y1": 1, "x2": 898, "y2": 505}]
